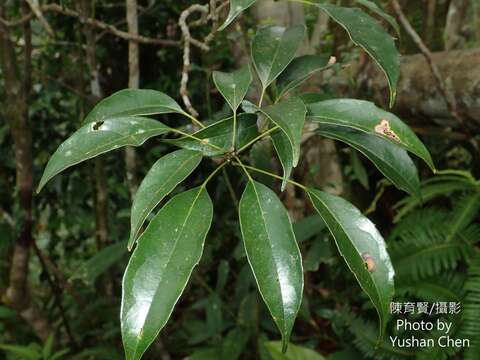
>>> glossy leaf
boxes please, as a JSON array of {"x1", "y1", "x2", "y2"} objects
[
  {"x1": 129, "y1": 149, "x2": 203, "y2": 249},
  {"x1": 307, "y1": 188, "x2": 395, "y2": 339},
  {"x1": 239, "y1": 180, "x2": 303, "y2": 351},
  {"x1": 271, "y1": 131, "x2": 294, "y2": 191},
  {"x1": 276, "y1": 55, "x2": 331, "y2": 99},
  {"x1": 84, "y1": 89, "x2": 186, "y2": 123},
  {"x1": 236, "y1": 113, "x2": 260, "y2": 149},
  {"x1": 249, "y1": 139, "x2": 275, "y2": 187},
  {"x1": 213, "y1": 64, "x2": 252, "y2": 111},
  {"x1": 265, "y1": 341, "x2": 326, "y2": 360},
  {"x1": 121, "y1": 187, "x2": 213, "y2": 360},
  {"x1": 261, "y1": 97, "x2": 306, "y2": 167},
  {"x1": 166, "y1": 114, "x2": 258, "y2": 156},
  {"x1": 219, "y1": 0, "x2": 257, "y2": 30},
  {"x1": 252, "y1": 25, "x2": 306, "y2": 89},
  {"x1": 354, "y1": 0, "x2": 400, "y2": 35},
  {"x1": 307, "y1": 99, "x2": 434, "y2": 170},
  {"x1": 309, "y1": 2, "x2": 399, "y2": 106},
  {"x1": 317, "y1": 124, "x2": 420, "y2": 197},
  {"x1": 37, "y1": 117, "x2": 170, "y2": 193}
]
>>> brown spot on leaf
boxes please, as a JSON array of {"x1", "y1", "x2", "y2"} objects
[
  {"x1": 200, "y1": 138, "x2": 210, "y2": 145},
  {"x1": 361, "y1": 253, "x2": 376, "y2": 272},
  {"x1": 374, "y1": 119, "x2": 400, "y2": 142}
]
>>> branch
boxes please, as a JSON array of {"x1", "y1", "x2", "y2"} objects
[
  {"x1": 178, "y1": 1, "x2": 226, "y2": 119},
  {"x1": 391, "y1": 0, "x2": 465, "y2": 129},
  {"x1": 1, "y1": 3, "x2": 179, "y2": 46}
]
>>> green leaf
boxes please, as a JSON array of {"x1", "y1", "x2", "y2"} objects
[
  {"x1": 309, "y1": 3, "x2": 399, "y2": 106},
  {"x1": 84, "y1": 89, "x2": 185, "y2": 123},
  {"x1": 293, "y1": 215, "x2": 325, "y2": 243},
  {"x1": 42, "y1": 334, "x2": 54, "y2": 359},
  {"x1": 276, "y1": 55, "x2": 332, "y2": 100},
  {"x1": 271, "y1": 131, "x2": 294, "y2": 191},
  {"x1": 213, "y1": 64, "x2": 252, "y2": 111},
  {"x1": 265, "y1": 341, "x2": 325, "y2": 360},
  {"x1": 76, "y1": 241, "x2": 127, "y2": 284},
  {"x1": 308, "y1": 99, "x2": 434, "y2": 170},
  {"x1": 236, "y1": 114, "x2": 261, "y2": 149},
  {"x1": 252, "y1": 25, "x2": 306, "y2": 90},
  {"x1": 219, "y1": 0, "x2": 257, "y2": 30},
  {"x1": 354, "y1": 0, "x2": 400, "y2": 36},
  {"x1": 349, "y1": 149, "x2": 370, "y2": 190},
  {"x1": 37, "y1": 117, "x2": 170, "y2": 193},
  {"x1": 121, "y1": 187, "x2": 213, "y2": 360},
  {"x1": 261, "y1": 97, "x2": 306, "y2": 167},
  {"x1": 317, "y1": 124, "x2": 420, "y2": 197},
  {"x1": 249, "y1": 139, "x2": 275, "y2": 187},
  {"x1": 307, "y1": 188, "x2": 394, "y2": 339},
  {"x1": 166, "y1": 114, "x2": 258, "y2": 156},
  {"x1": 239, "y1": 180, "x2": 303, "y2": 351},
  {"x1": 129, "y1": 149, "x2": 203, "y2": 249}
]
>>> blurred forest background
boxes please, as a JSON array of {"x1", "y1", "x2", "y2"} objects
[{"x1": 1, "y1": 0, "x2": 480, "y2": 359}]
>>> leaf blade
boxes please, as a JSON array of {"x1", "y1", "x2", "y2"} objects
[
  {"x1": 307, "y1": 99, "x2": 434, "y2": 170},
  {"x1": 84, "y1": 89, "x2": 185, "y2": 123},
  {"x1": 317, "y1": 124, "x2": 420, "y2": 197},
  {"x1": 128, "y1": 149, "x2": 203, "y2": 249},
  {"x1": 310, "y1": 3, "x2": 400, "y2": 106},
  {"x1": 37, "y1": 117, "x2": 170, "y2": 193},
  {"x1": 212, "y1": 64, "x2": 252, "y2": 111},
  {"x1": 307, "y1": 188, "x2": 394, "y2": 339},
  {"x1": 121, "y1": 187, "x2": 213, "y2": 360},
  {"x1": 219, "y1": 0, "x2": 257, "y2": 30},
  {"x1": 354, "y1": 0, "x2": 400, "y2": 36},
  {"x1": 239, "y1": 180, "x2": 303, "y2": 351},
  {"x1": 261, "y1": 97, "x2": 306, "y2": 168},
  {"x1": 252, "y1": 25, "x2": 306, "y2": 89},
  {"x1": 276, "y1": 55, "x2": 332, "y2": 100}
]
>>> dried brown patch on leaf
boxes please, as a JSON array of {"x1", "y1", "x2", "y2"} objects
[{"x1": 374, "y1": 119, "x2": 400, "y2": 142}]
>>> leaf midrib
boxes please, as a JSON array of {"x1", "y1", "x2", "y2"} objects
[{"x1": 249, "y1": 181, "x2": 287, "y2": 334}]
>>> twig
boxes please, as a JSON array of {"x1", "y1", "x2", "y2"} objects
[
  {"x1": 25, "y1": 0, "x2": 54, "y2": 36},
  {"x1": 32, "y1": 242, "x2": 77, "y2": 348},
  {"x1": 178, "y1": 1, "x2": 227, "y2": 119},
  {"x1": 179, "y1": 4, "x2": 209, "y2": 118},
  {"x1": 391, "y1": 0, "x2": 464, "y2": 129}
]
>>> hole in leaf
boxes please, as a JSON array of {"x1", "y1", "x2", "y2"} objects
[{"x1": 92, "y1": 121, "x2": 105, "y2": 130}]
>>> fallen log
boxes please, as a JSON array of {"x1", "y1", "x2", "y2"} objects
[{"x1": 365, "y1": 48, "x2": 480, "y2": 129}]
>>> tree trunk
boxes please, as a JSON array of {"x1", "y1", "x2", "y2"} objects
[
  {"x1": 77, "y1": 0, "x2": 109, "y2": 252},
  {"x1": 0, "y1": 2, "x2": 50, "y2": 341},
  {"x1": 444, "y1": 0, "x2": 469, "y2": 50}
]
